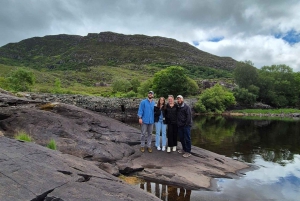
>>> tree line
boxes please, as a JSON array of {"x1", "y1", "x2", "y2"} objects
[{"x1": 1, "y1": 63, "x2": 299, "y2": 113}]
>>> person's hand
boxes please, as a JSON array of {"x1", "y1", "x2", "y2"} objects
[{"x1": 139, "y1": 118, "x2": 143, "y2": 125}]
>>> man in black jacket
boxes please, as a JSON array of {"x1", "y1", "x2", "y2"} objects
[{"x1": 176, "y1": 95, "x2": 192, "y2": 158}]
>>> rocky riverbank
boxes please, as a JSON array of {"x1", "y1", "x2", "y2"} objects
[{"x1": 0, "y1": 92, "x2": 249, "y2": 200}]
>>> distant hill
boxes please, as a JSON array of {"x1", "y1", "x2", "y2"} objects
[{"x1": 0, "y1": 32, "x2": 237, "y2": 71}]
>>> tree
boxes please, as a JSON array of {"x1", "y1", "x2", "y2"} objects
[
  {"x1": 233, "y1": 87, "x2": 257, "y2": 105},
  {"x1": 234, "y1": 61, "x2": 258, "y2": 89},
  {"x1": 112, "y1": 78, "x2": 131, "y2": 93},
  {"x1": 152, "y1": 66, "x2": 199, "y2": 97},
  {"x1": 195, "y1": 84, "x2": 236, "y2": 113},
  {"x1": 7, "y1": 68, "x2": 35, "y2": 92},
  {"x1": 137, "y1": 78, "x2": 153, "y2": 97},
  {"x1": 257, "y1": 65, "x2": 296, "y2": 107},
  {"x1": 130, "y1": 77, "x2": 140, "y2": 93},
  {"x1": 186, "y1": 77, "x2": 199, "y2": 96}
]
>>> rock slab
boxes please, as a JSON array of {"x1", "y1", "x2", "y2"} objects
[{"x1": 0, "y1": 137, "x2": 159, "y2": 201}]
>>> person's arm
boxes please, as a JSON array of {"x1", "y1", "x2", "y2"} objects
[
  {"x1": 186, "y1": 105, "x2": 192, "y2": 126},
  {"x1": 138, "y1": 101, "x2": 144, "y2": 124}
]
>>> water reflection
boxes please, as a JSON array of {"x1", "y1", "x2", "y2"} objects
[
  {"x1": 139, "y1": 182, "x2": 191, "y2": 201},
  {"x1": 128, "y1": 116, "x2": 300, "y2": 200},
  {"x1": 192, "y1": 116, "x2": 300, "y2": 165}
]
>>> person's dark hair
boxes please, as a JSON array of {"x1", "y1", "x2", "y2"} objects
[{"x1": 157, "y1": 97, "x2": 166, "y2": 109}]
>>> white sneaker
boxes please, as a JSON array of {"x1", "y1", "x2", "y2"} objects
[
  {"x1": 162, "y1": 146, "x2": 166, "y2": 151},
  {"x1": 157, "y1": 146, "x2": 161, "y2": 151},
  {"x1": 172, "y1": 146, "x2": 177, "y2": 152},
  {"x1": 167, "y1": 147, "x2": 171, "y2": 153}
]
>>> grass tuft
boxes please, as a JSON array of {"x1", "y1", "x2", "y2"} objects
[
  {"x1": 39, "y1": 102, "x2": 59, "y2": 111},
  {"x1": 15, "y1": 131, "x2": 32, "y2": 142},
  {"x1": 47, "y1": 139, "x2": 57, "y2": 150}
]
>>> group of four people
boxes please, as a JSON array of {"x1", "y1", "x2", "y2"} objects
[{"x1": 137, "y1": 91, "x2": 192, "y2": 158}]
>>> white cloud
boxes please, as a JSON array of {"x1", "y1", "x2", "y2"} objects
[{"x1": 1, "y1": 0, "x2": 300, "y2": 71}]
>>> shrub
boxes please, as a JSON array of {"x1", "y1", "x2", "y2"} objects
[
  {"x1": 196, "y1": 84, "x2": 236, "y2": 113},
  {"x1": 123, "y1": 90, "x2": 137, "y2": 98},
  {"x1": 47, "y1": 139, "x2": 57, "y2": 150},
  {"x1": 15, "y1": 131, "x2": 32, "y2": 142}
]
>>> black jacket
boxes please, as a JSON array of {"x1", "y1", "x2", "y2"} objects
[
  {"x1": 166, "y1": 103, "x2": 178, "y2": 125},
  {"x1": 177, "y1": 103, "x2": 192, "y2": 127},
  {"x1": 154, "y1": 106, "x2": 167, "y2": 124}
]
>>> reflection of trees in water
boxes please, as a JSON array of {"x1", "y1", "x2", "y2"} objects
[
  {"x1": 140, "y1": 182, "x2": 191, "y2": 201},
  {"x1": 192, "y1": 116, "x2": 300, "y2": 165},
  {"x1": 193, "y1": 115, "x2": 237, "y2": 145}
]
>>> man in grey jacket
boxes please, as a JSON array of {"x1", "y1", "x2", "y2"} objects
[{"x1": 176, "y1": 95, "x2": 192, "y2": 158}]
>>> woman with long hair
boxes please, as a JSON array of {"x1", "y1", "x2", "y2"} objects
[{"x1": 154, "y1": 97, "x2": 167, "y2": 151}]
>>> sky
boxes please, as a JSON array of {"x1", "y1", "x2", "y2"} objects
[{"x1": 1, "y1": 0, "x2": 300, "y2": 72}]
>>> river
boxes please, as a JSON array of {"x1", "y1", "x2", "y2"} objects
[{"x1": 129, "y1": 115, "x2": 300, "y2": 201}]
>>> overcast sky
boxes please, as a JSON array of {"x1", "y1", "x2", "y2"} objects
[{"x1": 1, "y1": 0, "x2": 300, "y2": 71}]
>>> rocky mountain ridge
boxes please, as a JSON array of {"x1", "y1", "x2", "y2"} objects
[{"x1": 0, "y1": 32, "x2": 237, "y2": 71}]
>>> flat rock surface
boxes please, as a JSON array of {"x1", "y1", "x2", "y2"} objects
[
  {"x1": 0, "y1": 137, "x2": 159, "y2": 201},
  {"x1": 0, "y1": 92, "x2": 250, "y2": 198}
]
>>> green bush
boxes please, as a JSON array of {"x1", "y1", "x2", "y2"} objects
[
  {"x1": 47, "y1": 139, "x2": 57, "y2": 150},
  {"x1": 7, "y1": 68, "x2": 35, "y2": 92},
  {"x1": 124, "y1": 90, "x2": 137, "y2": 98},
  {"x1": 195, "y1": 84, "x2": 236, "y2": 114},
  {"x1": 233, "y1": 87, "x2": 257, "y2": 105},
  {"x1": 15, "y1": 131, "x2": 32, "y2": 142}
]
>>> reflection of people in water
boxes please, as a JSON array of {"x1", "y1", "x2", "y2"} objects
[
  {"x1": 146, "y1": 181, "x2": 151, "y2": 193},
  {"x1": 167, "y1": 185, "x2": 191, "y2": 201},
  {"x1": 140, "y1": 182, "x2": 191, "y2": 201},
  {"x1": 178, "y1": 188, "x2": 191, "y2": 201}
]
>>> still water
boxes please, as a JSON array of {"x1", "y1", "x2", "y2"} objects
[{"x1": 130, "y1": 116, "x2": 300, "y2": 201}]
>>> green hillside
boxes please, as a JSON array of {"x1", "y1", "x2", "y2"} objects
[
  {"x1": 0, "y1": 32, "x2": 237, "y2": 72},
  {"x1": 0, "y1": 32, "x2": 237, "y2": 95}
]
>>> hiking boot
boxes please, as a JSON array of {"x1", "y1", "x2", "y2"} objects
[
  {"x1": 140, "y1": 147, "x2": 145, "y2": 153},
  {"x1": 178, "y1": 149, "x2": 185, "y2": 154},
  {"x1": 183, "y1": 153, "x2": 191, "y2": 158},
  {"x1": 148, "y1": 147, "x2": 152, "y2": 153},
  {"x1": 172, "y1": 146, "x2": 177, "y2": 152},
  {"x1": 167, "y1": 147, "x2": 171, "y2": 153},
  {"x1": 162, "y1": 146, "x2": 166, "y2": 151},
  {"x1": 157, "y1": 146, "x2": 161, "y2": 151}
]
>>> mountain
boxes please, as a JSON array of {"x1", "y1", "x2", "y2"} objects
[{"x1": 0, "y1": 32, "x2": 237, "y2": 71}]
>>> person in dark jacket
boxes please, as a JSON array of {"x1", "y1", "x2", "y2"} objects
[
  {"x1": 176, "y1": 95, "x2": 192, "y2": 158},
  {"x1": 165, "y1": 95, "x2": 178, "y2": 153},
  {"x1": 154, "y1": 97, "x2": 167, "y2": 151}
]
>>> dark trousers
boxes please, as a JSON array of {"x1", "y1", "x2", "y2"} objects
[
  {"x1": 167, "y1": 124, "x2": 178, "y2": 147},
  {"x1": 178, "y1": 126, "x2": 191, "y2": 153}
]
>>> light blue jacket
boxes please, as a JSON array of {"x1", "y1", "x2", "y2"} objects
[{"x1": 138, "y1": 98, "x2": 155, "y2": 124}]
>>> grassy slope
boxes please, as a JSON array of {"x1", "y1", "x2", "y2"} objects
[{"x1": 0, "y1": 63, "x2": 156, "y2": 95}]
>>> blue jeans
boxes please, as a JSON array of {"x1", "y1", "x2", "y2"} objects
[
  {"x1": 178, "y1": 126, "x2": 191, "y2": 153},
  {"x1": 155, "y1": 121, "x2": 167, "y2": 147}
]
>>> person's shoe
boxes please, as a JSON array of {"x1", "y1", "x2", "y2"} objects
[
  {"x1": 148, "y1": 147, "x2": 152, "y2": 153},
  {"x1": 183, "y1": 153, "x2": 191, "y2": 158},
  {"x1": 172, "y1": 146, "x2": 177, "y2": 152},
  {"x1": 162, "y1": 146, "x2": 166, "y2": 151},
  {"x1": 167, "y1": 147, "x2": 171, "y2": 153},
  {"x1": 140, "y1": 147, "x2": 145, "y2": 153},
  {"x1": 178, "y1": 149, "x2": 185, "y2": 154},
  {"x1": 157, "y1": 146, "x2": 161, "y2": 151}
]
